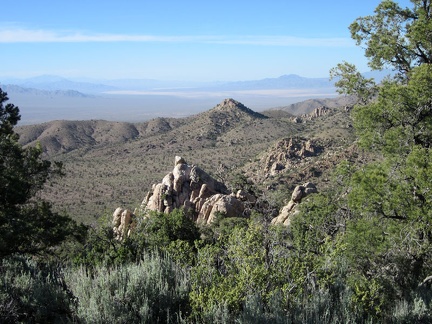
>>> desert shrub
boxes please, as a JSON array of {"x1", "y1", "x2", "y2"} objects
[
  {"x1": 138, "y1": 209, "x2": 200, "y2": 248},
  {"x1": 0, "y1": 256, "x2": 75, "y2": 323},
  {"x1": 72, "y1": 225, "x2": 137, "y2": 269},
  {"x1": 189, "y1": 219, "x2": 294, "y2": 322},
  {"x1": 66, "y1": 251, "x2": 191, "y2": 323},
  {"x1": 129, "y1": 208, "x2": 200, "y2": 265}
]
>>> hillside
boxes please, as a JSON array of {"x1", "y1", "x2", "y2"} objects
[
  {"x1": 17, "y1": 98, "x2": 356, "y2": 224},
  {"x1": 17, "y1": 118, "x2": 187, "y2": 155},
  {"x1": 268, "y1": 95, "x2": 357, "y2": 115}
]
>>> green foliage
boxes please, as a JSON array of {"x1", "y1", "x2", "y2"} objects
[
  {"x1": 349, "y1": 0, "x2": 432, "y2": 74},
  {"x1": 73, "y1": 209, "x2": 201, "y2": 269},
  {"x1": 190, "y1": 220, "x2": 294, "y2": 321},
  {"x1": 139, "y1": 209, "x2": 200, "y2": 248},
  {"x1": 342, "y1": 149, "x2": 432, "y2": 298},
  {"x1": 73, "y1": 225, "x2": 137, "y2": 268},
  {"x1": 134, "y1": 209, "x2": 200, "y2": 266},
  {"x1": 291, "y1": 193, "x2": 340, "y2": 254},
  {"x1": 214, "y1": 216, "x2": 249, "y2": 237},
  {"x1": 0, "y1": 256, "x2": 75, "y2": 323},
  {"x1": 0, "y1": 89, "x2": 20, "y2": 136},
  {"x1": 329, "y1": 61, "x2": 378, "y2": 104},
  {"x1": 324, "y1": 2, "x2": 432, "y2": 318},
  {"x1": 0, "y1": 88, "x2": 83, "y2": 257},
  {"x1": 353, "y1": 64, "x2": 432, "y2": 155},
  {"x1": 349, "y1": 275, "x2": 387, "y2": 318},
  {"x1": 229, "y1": 172, "x2": 257, "y2": 194}
]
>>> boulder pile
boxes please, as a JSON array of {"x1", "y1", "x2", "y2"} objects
[
  {"x1": 263, "y1": 137, "x2": 321, "y2": 176},
  {"x1": 142, "y1": 156, "x2": 255, "y2": 225},
  {"x1": 112, "y1": 156, "x2": 318, "y2": 240}
]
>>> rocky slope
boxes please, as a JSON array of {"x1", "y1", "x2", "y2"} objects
[
  {"x1": 15, "y1": 97, "x2": 359, "y2": 224},
  {"x1": 270, "y1": 95, "x2": 356, "y2": 115}
]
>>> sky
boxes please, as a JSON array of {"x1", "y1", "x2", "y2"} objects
[{"x1": 0, "y1": 0, "x2": 413, "y2": 82}]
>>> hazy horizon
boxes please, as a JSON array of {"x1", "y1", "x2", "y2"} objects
[
  {"x1": 3, "y1": 72, "x2": 339, "y2": 125},
  {"x1": 10, "y1": 87, "x2": 338, "y2": 125}
]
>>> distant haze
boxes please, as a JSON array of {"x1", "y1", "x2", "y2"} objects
[
  {"x1": 1, "y1": 74, "x2": 338, "y2": 124},
  {"x1": 1, "y1": 71, "x2": 392, "y2": 125}
]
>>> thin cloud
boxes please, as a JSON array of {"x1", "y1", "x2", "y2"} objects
[
  {"x1": 0, "y1": 27, "x2": 352, "y2": 47},
  {"x1": 210, "y1": 35, "x2": 352, "y2": 47}
]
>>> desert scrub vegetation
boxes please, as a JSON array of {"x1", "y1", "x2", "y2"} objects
[
  {"x1": 3, "y1": 1, "x2": 432, "y2": 322},
  {"x1": 66, "y1": 252, "x2": 191, "y2": 323},
  {"x1": 0, "y1": 256, "x2": 75, "y2": 323},
  {"x1": 2, "y1": 212, "x2": 432, "y2": 323}
]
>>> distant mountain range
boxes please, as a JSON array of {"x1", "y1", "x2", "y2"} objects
[
  {"x1": 0, "y1": 70, "x2": 395, "y2": 125},
  {"x1": 1, "y1": 74, "x2": 332, "y2": 93},
  {"x1": 0, "y1": 70, "x2": 397, "y2": 96},
  {"x1": 0, "y1": 84, "x2": 93, "y2": 98},
  {"x1": 0, "y1": 74, "x2": 384, "y2": 94},
  {"x1": 1, "y1": 70, "x2": 395, "y2": 95},
  {"x1": 206, "y1": 74, "x2": 333, "y2": 91},
  {"x1": 1, "y1": 75, "x2": 116, "y2": 93}
]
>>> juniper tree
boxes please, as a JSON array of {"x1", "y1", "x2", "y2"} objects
[
  {"x1": 0, "y1": 88, "x2": 81, "y2": 257},
  {"x1": 324, "y1": 0, "x2": 432, "y2": 317}
]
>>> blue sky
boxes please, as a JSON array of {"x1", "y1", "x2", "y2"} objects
[{"x1": 0, "y1": 0, "x2": 413, "y2": 81}]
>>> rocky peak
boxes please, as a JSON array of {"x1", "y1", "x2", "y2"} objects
[
  {"x1": 217, "y1": 98, "x2": 243, "y2": 109},
  {"x1": 191, "y1": 99, "x2": 267, "y2": 141},
  {"x1": 211, "y1": 98, "x2": 267, "y2": 119}
]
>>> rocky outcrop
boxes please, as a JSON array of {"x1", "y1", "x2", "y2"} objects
[
  {"x1": 271, "y1": 182, "x2": 317, "y2": 226},
  {"x1": 290, "y1": 106, "x2": 330, "y2": 123},
  {"x1": 112, "y1": 207, "x2": 135, "y2": 240},
  {"x1": 197, "y1": 194, "x2": 244, "y2": 224},
  {"x1": 310, "y1": 105, "x2": 330, "y2": 118},
  {"x1": 263, "y1": 138, "x2": 322, "y2": 176},
  {"x1": 142, "y1": 156, "x2": 252, "y2": 225}
]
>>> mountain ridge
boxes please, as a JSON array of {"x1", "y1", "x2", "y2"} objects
[
  {"x1": 15, "y1": 97, "x2": 357, "y2": 223},
  {"x1": 16, "y1": 99, "x2": 268, "y2": 156},
  {"x1": 0, "y1": 84, "x2": 92, "y2": 98},
  {"x1": 269, "y1": 95, "x2": 357, "y2": 115},
  {"x1": 16, "y1": 95, "x2": 355, "y2": 156}
]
